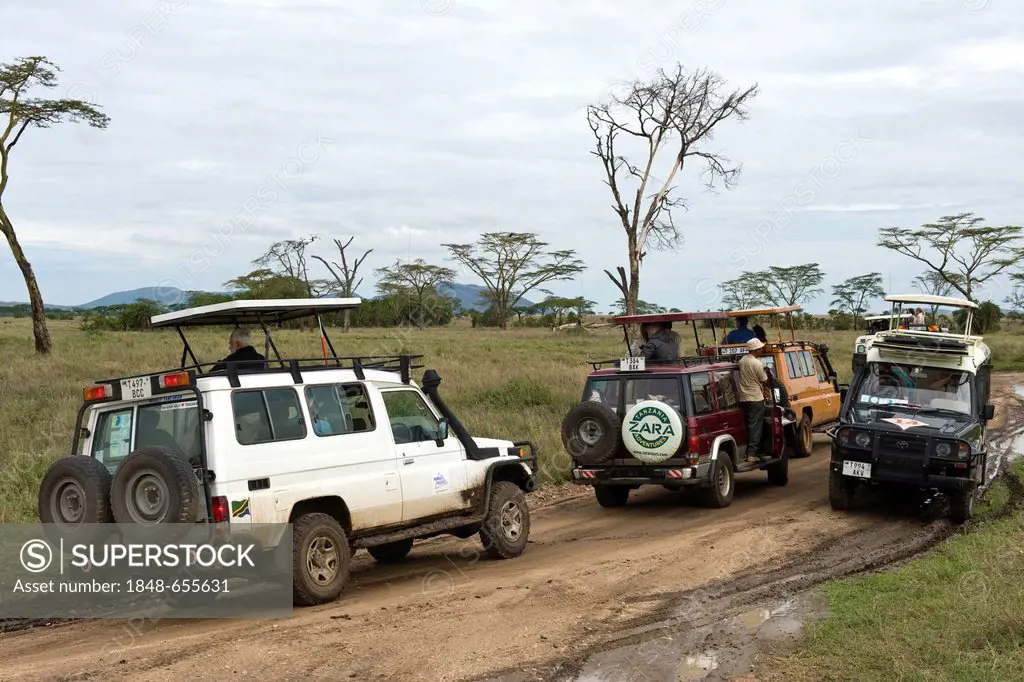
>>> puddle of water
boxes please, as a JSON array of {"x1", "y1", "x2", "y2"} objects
[
  {"x1": 733, "y1": 599, "x2": 796, "y2": 631},
  {"x1": 677, "y1": 651, "x2": 719, "y2": 681},
  {"x1": 1014, "y1": 384, "x2": 1024, "y2": 400}
]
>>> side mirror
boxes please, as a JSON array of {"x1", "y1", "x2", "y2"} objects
[
  {"x1": 436, "y1": 418, "x2": 449, "y2": 445},
  {"x1": 982, "y1": 404, "x2": 995, "y2": 421}
]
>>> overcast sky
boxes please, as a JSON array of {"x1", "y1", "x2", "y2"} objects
[{"x1": 2, "y1": 0, "x2": 1022, "y2": 311}]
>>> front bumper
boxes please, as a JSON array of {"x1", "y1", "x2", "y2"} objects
[
  {"x1": 572, "y1": 462, "x2": 711, "y2": 487},
  {"x1": 830, "y1": 441, "x2": 980, "y2": 492}
]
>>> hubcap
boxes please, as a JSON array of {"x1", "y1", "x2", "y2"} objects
[
  {"x1": 577, "y1": 418, "x2": 604, "y2": 447},
  {"x1": 53, "y1": 478, "x2": 85, "y2": 526},
  {"x1": 499, "y1": 500, "x2": 523, "y2": 542},
  {"x1": 717, "y1": 465, "x2": 731, "y2": 495},
  {"x1": 306, "y1": 534, "x2": 340, "y2": 585},
  {"x1": 802, "y1": 422, "x2": 812, "y2": 450},
  {"x1": 126, "y1": 471, "x2": 170, "y2": 524}
]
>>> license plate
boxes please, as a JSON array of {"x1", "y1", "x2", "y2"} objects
[
  {"x1": 842, "y1": 460, "x2": 871, "y2": 479},
  {"x1": 620, "y1": 356, "x2": 645, "y2": 372},
  {"x1": 120, "y1": 377, "x2": 152, "y2": 401}
]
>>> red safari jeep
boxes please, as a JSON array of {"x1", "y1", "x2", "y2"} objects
[{"x1": 561, "y1": 312, "x2": 794, "y2": 508}]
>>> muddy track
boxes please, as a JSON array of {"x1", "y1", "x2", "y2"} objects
[{"x1": 1, "y1": 375, "x2": 1021, "y2": 682}]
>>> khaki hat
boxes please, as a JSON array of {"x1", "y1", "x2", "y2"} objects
[{"x1": 745, "y1": 338, "x2": 765, "y2": 351}]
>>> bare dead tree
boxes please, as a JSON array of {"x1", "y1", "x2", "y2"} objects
[
  {"x1": 311, "y1": 236, "x2": 372, "y2": 332},
  {"x1": 588, "y1": 64, "x2": 758, "y2": 338}
]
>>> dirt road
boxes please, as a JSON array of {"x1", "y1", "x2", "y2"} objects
[{"x1": 3, "y1": 375, "x2": 1022, "y2": 682}]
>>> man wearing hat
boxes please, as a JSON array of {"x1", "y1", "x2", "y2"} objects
[{"x1": 738, "y1": 337, "x2": 771, "y2": 462}]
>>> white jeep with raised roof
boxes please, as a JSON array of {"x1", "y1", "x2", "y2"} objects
[{"x1": 38, "y1": 299, "x2": 537, "y2": 605}]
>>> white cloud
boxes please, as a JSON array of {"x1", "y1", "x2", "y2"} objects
[{"x1": 0, "y1": 0, "x2": 1022, "y2": 310}]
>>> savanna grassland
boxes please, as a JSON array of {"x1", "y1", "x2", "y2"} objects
[{"x1": 2, "y1": 317, "x2": 1024, "y2": 524}]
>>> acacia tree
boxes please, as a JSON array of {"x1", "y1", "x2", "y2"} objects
[
  {"x1": 912, "y1": 270, "x2": 962, "y2": 322},
  {"x1": 587, "y1": 64, "x2": 758, "y2": 330},
  {"x1": 1, "y1": 56, "x2": 110, "y2": 353},
  {"x1": 830, "y1": 272, "x2": 884, "y2": 327},
  {"x1": 444, "y1": 232, "x2": 584, "y2": 329},
  {"x1": 374, "y1": 259, "x2": 456, "y2": 328},
  {"x1": 748, "y1": 264, "x2": 825, "y2": 307},
  {"x1": 311, "y1": 235, "x2": 372, "y2": 332},
  {"x1": 719, "y1": 274, "x2": 767, "y2": 310},
  {"x1": 254, "y1": 234, "x2": 319, "y2": 296},
  {"x1": 878, "y1": 213, "x2": 1022, "y2": 302}
]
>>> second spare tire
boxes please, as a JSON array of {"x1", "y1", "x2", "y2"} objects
[
  {"x1": 110, "y1": 446, "x2": 201, "y2": 527},
  {"x1": 561, "y1": 402, "x2": 622, "y2": 465}
]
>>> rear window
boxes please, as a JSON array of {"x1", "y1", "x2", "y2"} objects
[
  {"x1": 584, "y1": 376, "x2": 682, "y2": 414},
  {"x1": 232, "y1": 388, "x2": 307, "y2": 445},
  {"x1": 91, "y1": 398, "x2": 201, "y2": 468}
]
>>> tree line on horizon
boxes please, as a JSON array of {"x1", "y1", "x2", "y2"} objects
[{"x1": 2, "y1": 56, "x2": 1022, "y2": 351}]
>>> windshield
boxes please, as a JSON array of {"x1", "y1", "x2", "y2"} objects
[
  {"x1": 91, "y1": 398, "x2": 201, "y2": 469},
  {"x1": 854, "y1": 362, "x2": 973, "y2": 415}
]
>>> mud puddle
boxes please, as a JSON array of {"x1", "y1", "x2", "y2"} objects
[{"x1": 568, "y1": 594, "x2": 825, "y2": 682}]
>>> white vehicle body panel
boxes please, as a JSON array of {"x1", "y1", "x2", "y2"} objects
[{"x1": 77, "y1": 366, "x2": 531, "y2": 550}]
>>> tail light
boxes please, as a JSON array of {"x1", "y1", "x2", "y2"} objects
[
  {"x1": 158, "y1": 372, "x2": 191, "y2": 389},
  {"x1": 83, "y1": 385, "x2": 112, "y2": 401},
  {"x1": 689, "y1": 434, "x2": 699, "y2": 453},
  {"x1": 211, "y1": 496, "x2": 229, "y2": 523}
]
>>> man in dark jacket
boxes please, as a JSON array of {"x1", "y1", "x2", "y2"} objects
[
  {"x1": 211, "y1": 328, "x2": 266, "y2": 371},
  {"x1": 640, "y1": 321, "x2": 679, "y2": 363}
]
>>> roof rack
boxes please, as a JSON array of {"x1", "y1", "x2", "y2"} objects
[{"x1": 94, "y1": 354, "x2": 425, "y2": 390}]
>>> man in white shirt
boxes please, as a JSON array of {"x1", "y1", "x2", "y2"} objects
[{"x1": 738, "y1": 338, "x2": 771, "y2": 462}]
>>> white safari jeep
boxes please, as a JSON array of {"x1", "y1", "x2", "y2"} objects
[{"x1": 38, "y1": 299, "x2": 537, "y2": 605}]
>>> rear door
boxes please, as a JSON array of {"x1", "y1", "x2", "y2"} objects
[
  {"x1": 712, "y1": 369, "x2": 747, "y2": 450},
  {"x1": 687, "y1": 372, "x2": 721, "y2": 456}
]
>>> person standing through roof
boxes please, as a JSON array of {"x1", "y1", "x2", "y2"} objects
[
  {"x1": 639, "y1": 321, "x2": 679, "y2": 363},
  {"x1": 737, "y1": 337, "x2": 771, "y2": 462},
  {"x1": 211, "y1": 328, "x2": 266, "y2": 371},
  {"x1": 752, "y1": 324, "x2": 768, "y2": 343},
  {"x1": 913, "y1": 308, "x2": 926, "y2": 325},
  {"x1": 724, "y1": 315, "x2": 756, "y2": 344}
]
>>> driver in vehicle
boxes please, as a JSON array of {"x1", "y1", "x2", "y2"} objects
[{"x1": 211, "y1": 328, "x2": 266, "y2": 372}]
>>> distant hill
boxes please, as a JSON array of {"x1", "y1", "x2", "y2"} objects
[
  {"x1": 438, "y1": 283, "x2": 534, "y2": 312},
  {"x1": 79, "y1": 287, "x2": 190, "y2": 309},
  {"x1": 3, "y1": 282, "x2": 534, "y2": 312}
]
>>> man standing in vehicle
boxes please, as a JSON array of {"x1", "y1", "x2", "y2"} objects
[
  {"x1": 639, "y1": 321, "x2": 679, "y2": 363},
  {"x1": 738, "y1": 338, "x2": 771, "y2": 462},
  {"x1": 724, "y1": 316, "x2": 756, "y2": 344},
  {"x1": 211, "y1": 328, "x2": 266, "y2": 371}
]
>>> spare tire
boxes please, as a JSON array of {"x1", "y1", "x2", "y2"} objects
[
  {"x1": 38, "y1": 456, "x2": 114, "y2": 541},
  {"x1": 561, "y1": 402, "x2": 622, "y2": 465},
  {"x1": 620, "y1": 400, "x2": 685, "y2": 465},
  {"x1": 111, "y1": 446, "x2": 201, "y2": 529}
]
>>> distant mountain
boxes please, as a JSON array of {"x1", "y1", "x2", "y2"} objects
[
  {"x1": 3, "y1": 281, "x2": 533, "y2": 312},
  {"x1": 79, "y1": 287, "x2": 190, "y2": 309},
  {"x1": 438, "y1": 283, "x2": 534, "y2": 312}
]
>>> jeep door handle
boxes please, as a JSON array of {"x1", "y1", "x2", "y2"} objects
[{"x1": 403, "y1": 459, "x2": 415, "y2": 465}]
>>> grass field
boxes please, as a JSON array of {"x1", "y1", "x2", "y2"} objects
[{"x1": 2, "y1": 317, "x2": 1024, "y2": 524}]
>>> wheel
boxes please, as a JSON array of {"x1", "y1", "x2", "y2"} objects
[
  {"x1": 702, "y1": 456, "x2": 735, "y2": 508},
  {"x1": 561, "y1": 402, "x2": 621, "y2": 465},
  {"x1": 368, "y1": 539, "x2": 414, "y2": 563},
  {"x1": 38, "y1": 456, "x2": 114, "y2": 527},
  {"x1": 828, "y1": 468, "x2": 857, "y2": 510},
  {"x1": 479, "y1": 482, "x2": 530, "y2": 559},
  {"x1": 766, "y1": 450, "x2": 789, "y2": 486},
  {"x1": 594, "y1": 485, "x2": 630, "y2": 507},
  {"x1": 110, "y1": 447, "x2": 200, "y2": 530},
  {"x1": 949, "y1": 488, "x2": 976, "y2": 524},
  {"x1": 292, "y1": 512, "x2": 351, "y2": 606},
  {"x1": 792, "y1": 413, "x2": 814, "y2": 458}
]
